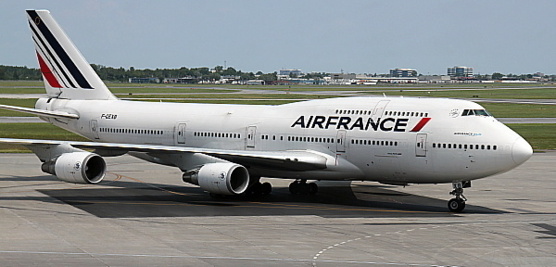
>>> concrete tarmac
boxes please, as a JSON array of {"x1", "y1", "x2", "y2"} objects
[{"x1": 0, "y1": 153, "x2": 555, "y2": 266}]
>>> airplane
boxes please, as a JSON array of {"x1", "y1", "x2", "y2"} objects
[{"x1": 0, "y1": 10, "x2": 533, "y2": 212}]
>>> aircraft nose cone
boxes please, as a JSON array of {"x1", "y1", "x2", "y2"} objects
[{"x1": 512, "y1": 137, "x2": 533, "y2": 165}]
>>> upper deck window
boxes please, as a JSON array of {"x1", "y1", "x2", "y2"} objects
[{"x1": 462, "y1": 109, "x2": 492, "y2": 117}]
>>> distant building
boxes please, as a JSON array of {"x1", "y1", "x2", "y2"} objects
[
  {"x1": 418, "y1": 75, "x2": 451, "y2": 83},
  {"x1": 245, "y1": 80, "x2": 265, "y2": 85},
  {"x1": 129, "y1": 77, "x2": 160, "y2": 83},
  {"x1": 163, "y1": 76, "x2": 198, "y2": 84},
  {"x1": 390, "y1": 68, "x2": 417, "y2": 77},
  {"x1": 330, "y1": 73, "x2": 356, "y2": 80},
  {"x1": 448, "y1": 66, "x2": 473, "y2": 77},
  {"x1": 279, "y1": 69, "x2": 302, "y2": 77}
]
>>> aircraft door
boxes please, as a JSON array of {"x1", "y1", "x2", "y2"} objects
[
  {"x1": 246, "y1": 126, "x2": 257, "y2": 150},
  {"x1": 336, "y1": 130, "x2": 347, "y2": 153},
  {"x1": 90, "y1": 120, "x2": 99, "y2": 139},
  {"x1": 176, "y1": 123, "x2": 186, "y2": 145},
  {"x1": 371, "y1": 100, "x2": 390, "y2": 120},
  {"x1": 415, "y1": 133, "x2": 427, "y2": 157}
]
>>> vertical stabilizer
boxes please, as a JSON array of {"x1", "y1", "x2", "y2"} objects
[{"x1": 27, "y1": 10, "x2": 116, "y2": 100}]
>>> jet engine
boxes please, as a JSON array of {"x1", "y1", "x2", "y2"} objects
[
  {"x1": 41, "y1": 152, "x2": 106, "y2": 184},
  {"x1": 182, "y1": 163, "x2": 250, "y2": 195}
]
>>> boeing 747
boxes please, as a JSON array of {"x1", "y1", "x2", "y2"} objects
[{"x1": 0, "y1": 10, "x2": 533, "y2": 212}]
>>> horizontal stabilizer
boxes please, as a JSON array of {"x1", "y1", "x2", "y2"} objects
[{"x1": 0, "y1": 104, "x2": 79, "y2": 119}]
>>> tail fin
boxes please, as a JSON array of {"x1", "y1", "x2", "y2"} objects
[{"x1": 27, "y1": 10, "x2": 116, "y2": 100}]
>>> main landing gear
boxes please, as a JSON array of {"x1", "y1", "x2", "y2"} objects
[
  {"x1": 289, "y1": 179, "x2": 318, "y2": 195},
  {"x1": 243, "y1": 178, "x2": 272, "y2": 197},
  {"x1": 210, "y1": 178, "x2": 272, "y2": 199},
  {"x1": 448, "y1": 181, "x2": 470, "y2": 212}
]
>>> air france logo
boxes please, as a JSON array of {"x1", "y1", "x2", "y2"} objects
[{"x1": 291, "y1": 116, "x2": 431, "y2": 132}]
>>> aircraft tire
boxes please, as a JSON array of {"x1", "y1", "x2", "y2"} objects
[
  {"x1": 448, "y1": 198, "x2": 465, "y2": 212},
  {"x1": 298, "y1": 183, "x2": 310, "y2": 195},
  {"x1": 289, "y1": 182, "x2": 299, "y2": 195},
  {"x1": 261, "y1": 182, "x2": 272, "y2": 195},
  {"x1": 308, "y1": 183, "x2": 318, "y2": 195}
]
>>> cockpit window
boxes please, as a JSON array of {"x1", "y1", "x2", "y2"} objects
[
  {"x1": 462, "y1": 109, "x2": 491, "y2": 117},
  {"x1": 474, "y1": 109, "x2": 491, "y2": 116}
]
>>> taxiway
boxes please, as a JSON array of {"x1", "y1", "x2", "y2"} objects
[{"x1": 0, "y1": 153, "x2": 554, "y2": 266}]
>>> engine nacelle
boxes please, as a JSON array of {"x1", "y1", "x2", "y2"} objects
[
  {"x1": 41, "y1": 152, "x2": 106, "y2": 184},
  {"x1": 182, "y1": 163, "x2": 250, "y2": 195}
]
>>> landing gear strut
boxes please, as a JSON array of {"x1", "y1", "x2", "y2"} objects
[
  {"x1": 448, "y1": 181, "x2": 470, "y2": 212},
  {"x1": 289, "y1": 179, "x2": 318, "y2": 195}
]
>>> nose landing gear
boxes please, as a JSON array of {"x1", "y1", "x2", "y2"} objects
[{"x1": 448, "y1": 181, "x2": 470, "y2": 212}]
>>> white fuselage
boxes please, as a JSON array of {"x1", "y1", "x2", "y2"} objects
[{"x1": 36, "y1": 96, "x2": 532, "y2": 184}]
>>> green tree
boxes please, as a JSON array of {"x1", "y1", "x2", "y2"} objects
[
  {"x1": 214, "y1": 65, "x2": 223, "y2": 73},
  {"x1": 0, "y1": 65, "x2": 41, "y2": 80},
  {"x1": 205, "y1": 73, "x2": 221, "y2": 81},
  {"x1": 240, "y1": 72, "x2": 256, "y2": 80},
  {"x1": 258, "y1": 72, "x2": 277, "y2": 83},
  {"x1": 491, "y1": 72, "x2": 504, "y2": 80},
  {"x1": 222, "y1": 67, "x2": 238, "y2": 76}
]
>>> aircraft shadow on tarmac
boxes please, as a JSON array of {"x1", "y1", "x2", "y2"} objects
[
  {"x1": 18, "y1": 179, "x2": 505, "y2": 218},
  {"x1": 0, "y1": 175, "x2": 58, "y2": 182}
]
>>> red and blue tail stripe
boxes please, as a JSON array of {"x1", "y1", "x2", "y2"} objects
[{"x1": 27, "y1": 10, "x2": 93, "y2": 89}]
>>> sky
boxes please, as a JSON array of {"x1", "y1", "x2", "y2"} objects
[{"x1": 1, "y1": 0, "x2": 555, "y2": 75}]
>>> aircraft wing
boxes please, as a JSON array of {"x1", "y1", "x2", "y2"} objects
[
  {"x1": 0, "y1": 138, "x2": 329, "y2": 171},
  {"x1": 0, "y1": 104, "x2": 79, "y2": 119}
]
